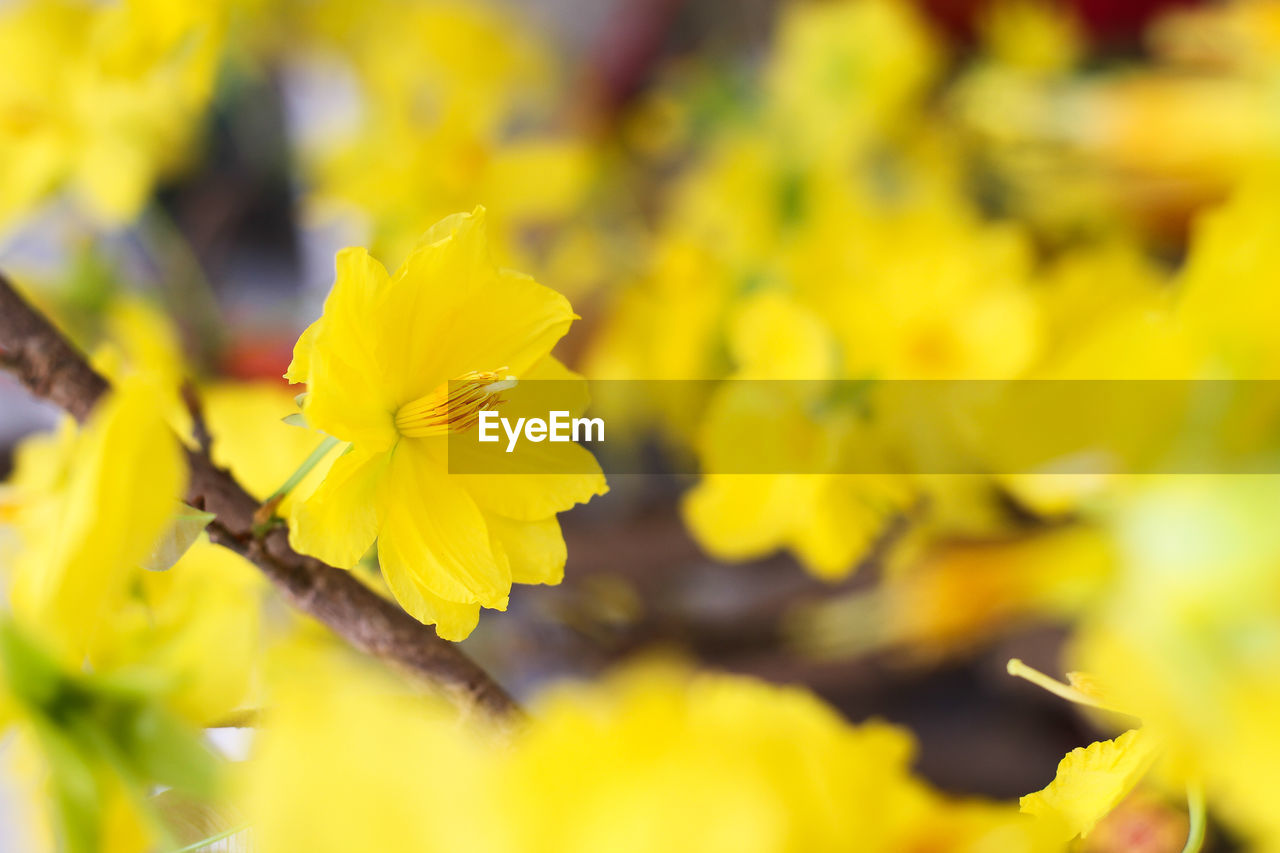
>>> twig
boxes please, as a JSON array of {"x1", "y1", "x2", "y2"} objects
[
  {"x1": 181, "y1": 380, "x2": 213, "y2": 454},
  {"x1": 0, "y1": 274, "x2": 522, "y2": 721}
]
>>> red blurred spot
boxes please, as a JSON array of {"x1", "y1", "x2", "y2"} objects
[
  {"x1": 219, "y1": 334, "x2": 296, "y2": 385},
  {"x1": 914, "y1": 0, "x2": 1204, "y2": 46}
]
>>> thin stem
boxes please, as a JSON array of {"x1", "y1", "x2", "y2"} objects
[
  {"x1": 1006, "y1": 658, "x2": 1108, "y2": 710},
  {"x1": 267, "y1": 435, "x2": 340, "y2": 503},
  {"x1": 1180, "y1": 783, "x2": 1206, "y2": 853}
]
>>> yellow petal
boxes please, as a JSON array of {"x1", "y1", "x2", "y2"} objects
[
  {"x1": 790, "y1": 477, "x2": 894, "y2": 580},
  {"x1": 728, "y1": 291, "x2": 836, "y2": 379},
  {"x1": 450, "y1": 437, "x2": 608, "y2": 521},
  {"x1": 289, "y1": 446, "x2": 388, "y2": 570},
  {"x1": 284, "y1": 318, "x2": 320, "y2": 384},
  {"x1": 376, "y1": 441, "x2": 511, "y2": 609},
  {"x1": 518, "y1": 354, "x2": 592, "y2": 417},
  {"x1": 379, "y1": 209, "x2": 575, "y2": 405},
  {"x1": 1020, "y1": 727, "x2": 1161, "y2": 840},
  {"x1": 97, "y1": 540, "x2": 263, "y2": 725},
  {"x1": 486, "y1": 513, "x2": 567, "y2": 586},
  {"x1": 301, "y1": 247, "x2": 399, "y2": 449},
  {"x1": 380, "y1": 560, "x2": 485, "y2": 642},
  {"x1": 74, "y1": 136, "x2": 155, "y2": 223},
  {"x1": 9, "y1": 380, "x2": 186, "y2": 662},
  {"x1": 681, "y1": 475, "x2": 793, "y2": 562}
]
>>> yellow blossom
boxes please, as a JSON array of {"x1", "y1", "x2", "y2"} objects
[
  {"x1": 0, "y1": 378, "x2": 268, "y2": 727},
  {"x1": 245, "y1": 646, "x2": 1062, "y2": 853},
  {"x1": 4, "y1": 381, "x2": 186, "y2": 664},
  {"x1": 682, "y1": 292, "x2": 912, "y2": 578},
  {"x1": 1067, "y1": 476, "x2": 1280, "y2": 848},
  {"x1": 88, "y1": 539, "x2": 264, "y2": 724},
  {"x1": 285, "y1": 207, "x2": 606, "y2": 640},
  {"x1": 289, "y1": 0, "x2": 591, "y2": 270},
  {"x1": 764, "y1": 0, "x2": 940, "y2": 164},
  {"x1": 1006, "y1": 659, "x2": 1168, "y2": 843},
  {"x1": 0, "y1": 0, "x2": 226, "y2": 227}
]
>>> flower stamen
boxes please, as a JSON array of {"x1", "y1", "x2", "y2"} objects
[
  {"x1": 395, "y1": 369, "x2": 515, "y2": 438},
  {"x1": 1007, "y1": 658, "x2": 1108, "y2": 710}
]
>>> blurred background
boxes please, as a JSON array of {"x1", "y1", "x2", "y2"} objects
[{"x1": 4, "y1": 0, "x2": 1277, "y2": 849}]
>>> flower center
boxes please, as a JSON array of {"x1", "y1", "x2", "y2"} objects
[{"x1": 394, "y1": 369, "x2": 515, "y2": 438}]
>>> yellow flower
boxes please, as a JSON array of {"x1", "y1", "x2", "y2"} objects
[
  {"x1": 291, "y1": 0, "x2": 591, "y2": 270},
  {"x1": 796, "y1": 197, "x2": 1041, "y2": 381},
  {"x1": 245, "y1": 647, "x2": 1060, "y2": 853},
  {"x1": 1006, "y1": 659, "x2": 1172, "y2": 845},
  {"x1": 977, "y1": 0, "x2": 1082, "y2": 76},
  {"x1": 285, "y1": 207, "x2": 606, "y2": 640},
  {"x1": 4, "y1": 380, "x2": 186, "y2": 664},
  {"x1": 316, "y1": 109, "x2": 593, "y2": 271},
  {"x1": 764, "y1": 0, "x2": 940, "y2": 164},
  {"x1": 89, "y1": 539, "x2": 264, "y2": 725},
  {"x1": 0, "y1": 0, "x2": 226, "y2": 227},
  {"x1": 682, "y1": 292, "x2": 912, "y2": 579},
  {"x1": 1177, "y1": 172, "x2": 1280, "y2": 378},
  {"x1": 1, "y1": 378, "x2": 266, "y2": 727},
  {"x1": 1066, "y1": 476, "x2": 1280, "y2": 848}
]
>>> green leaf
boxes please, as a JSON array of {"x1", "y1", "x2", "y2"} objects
[
  {"x1": 41, "y1": 726, "x2": 105, "y2": 853},
  {"x1": 0, "y1": 620, "x2": 69, "y2": 713},
  {"x1": 120, "y1": 704, "x2": 220, "y2": 799},
  {"x1": 142, "y1": 503, "x2": 217, "y2": 572}
]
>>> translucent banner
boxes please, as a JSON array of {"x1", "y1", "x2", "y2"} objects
[{"x1": 445, "y1": 379, "x2": 1280, "y2": 475}]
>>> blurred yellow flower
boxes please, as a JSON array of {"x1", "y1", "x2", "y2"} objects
[
  {"x1": 1065, "y1": 476, "x2": 1280, "y2": 848},
  {"x1": 0, "y1": 0, "x2": 226, "y2": 227},
  {"x1": 4, "y1": 380, "x2": 186, "y2": 664},
  {"x1": 89, "y1": 539, "x2": 264, "y2": 724},
  {"x1": 797, "y1": 528, "x2": 1114, "y2": 660},
  {"x1": 797, "y1": 198, "x2": 1041, "y2": 381},
  {"x1": 293, "y1": 0, "x2": 591, "y2": 270},
  {"x1": 1007, "y1": 659, "x2": 1171, "y2": 846},
  {"x1": 683, "y1": 292, "x2": 912, "y2": 578},
  {"x1": 317, "y1": 109, "x2": 593, "y2": 271},
  {"x1": 977, "y1": 0, "x2": 1081, "y2": 76},
  {"x1": 765, "y1": 0, "x2": 940, "y2": 163},
  {"x1": 246, "y1": 646, "x2": 1061, "y2": 853},
  {"x1": 286, "y1": 208, "x2": 606, "y2": 640},
  {"x1": 0, "y1": 378, "x2": 267, "y2": 727},
  {"x1": 1177, "y1": 172, "x2": 1280, "y2": 378}
]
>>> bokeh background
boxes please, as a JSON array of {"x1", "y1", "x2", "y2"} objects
[{"x1": 4, "y1": 0, "x2": 1278, "y2": 849}]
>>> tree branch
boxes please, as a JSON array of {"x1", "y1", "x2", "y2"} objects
[
  {"x1": 181, "y1": 380, "x2": 213, "y2": 454},
  {"x1": 0, "y1": 274, "x2": 521, "y2": 721}
]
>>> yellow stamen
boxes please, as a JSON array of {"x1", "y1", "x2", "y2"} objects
[
  {"x1": 1006, "y1": 658, "x2": 1108, "y2": 710},
  {"x1": 395, "y1": 370, "x2": 515, "y2": 438}
]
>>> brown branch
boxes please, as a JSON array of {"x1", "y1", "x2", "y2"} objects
[
  {"x1": 0, "y1": 274, "x2": 521, "y2": 721},
  {"x1": 181, "y1": 380, "x2": 213, "y2": 454}
]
